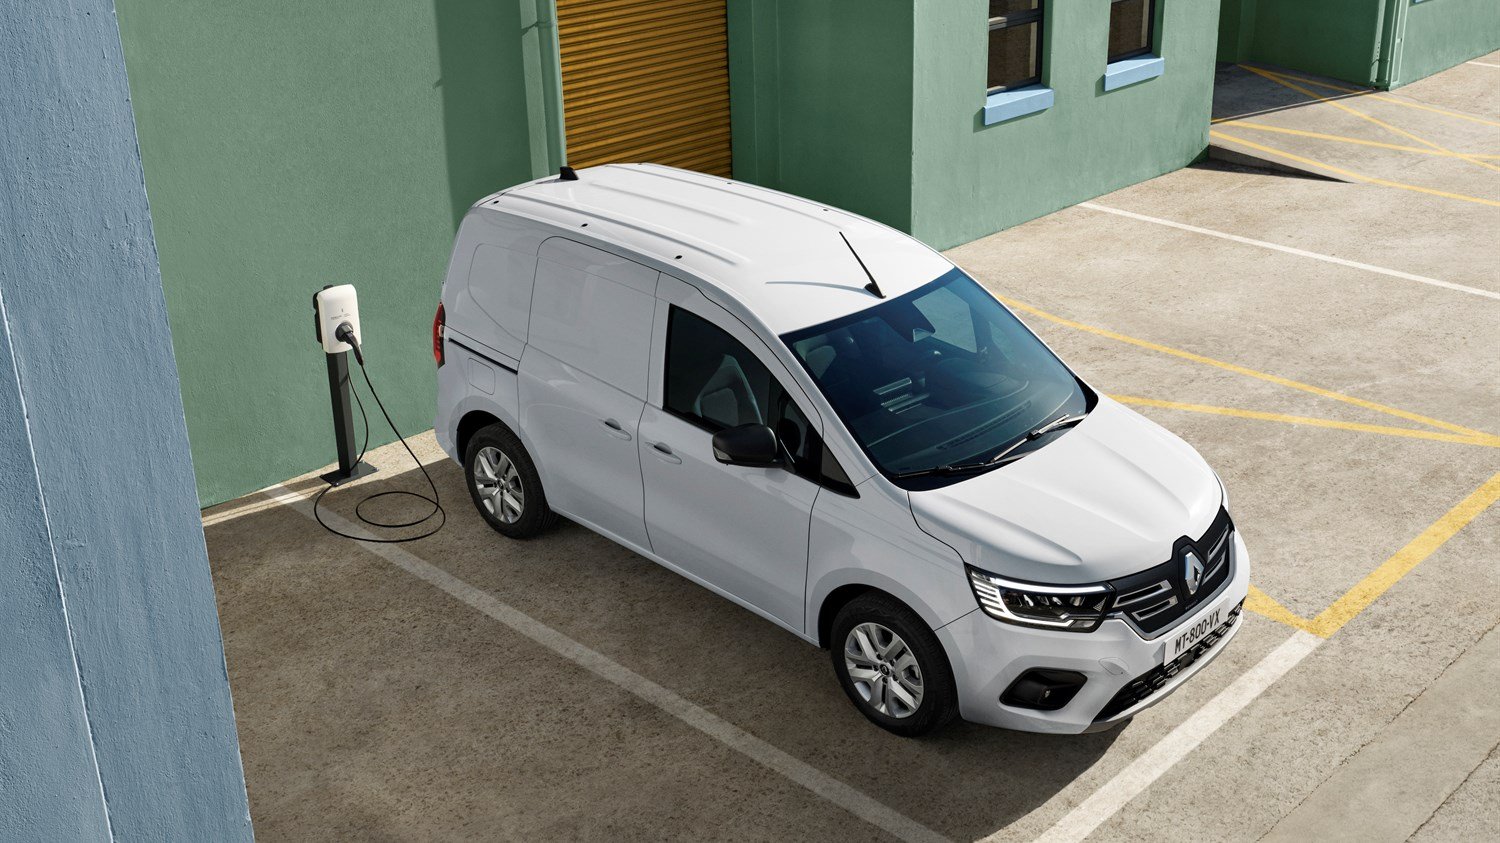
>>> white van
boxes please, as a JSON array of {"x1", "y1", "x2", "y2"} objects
[{"x1": 433, "y1": 164, "x2": 1248, "y2": 736}]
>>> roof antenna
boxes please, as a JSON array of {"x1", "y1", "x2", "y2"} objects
[
  {"x1": 839, "y1": 232, "x2": 885, "y2": 299},
  {"x1": 559, "y1": 165, "x2": 578, "y2": 181}
]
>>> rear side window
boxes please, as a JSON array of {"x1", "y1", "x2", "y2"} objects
[{"x1": 664, "y1": 307, "x2": 851, "y2": 491}]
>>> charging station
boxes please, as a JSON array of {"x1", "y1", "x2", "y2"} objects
[{"x1": 313, "y1": 284, "x2": 376, "y2": 485}]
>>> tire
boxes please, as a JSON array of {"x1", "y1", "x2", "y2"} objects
[
  {"x1": 830, "y1": 593, "x2": 959, "y2": 737},
  {"x1": 463, "y1": 423, "x2": 557, "y2": 539}
]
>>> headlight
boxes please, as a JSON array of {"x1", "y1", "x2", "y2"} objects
[{"x1": 965, "y1": 565, "x2": 1112, "y2": 632}]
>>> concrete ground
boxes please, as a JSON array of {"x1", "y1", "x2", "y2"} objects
[
  {"x1": 201, "y1": 57, "x2": 1500, "y2": 842},
  {"x1": 1210, "y1": 54, "x2": 1500, "y2": 208}
]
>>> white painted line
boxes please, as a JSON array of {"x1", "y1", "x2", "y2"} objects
[
  {"x1": 1079, "y1": 202, "x2": 1500, "y2": 302},
  {"x1": 262, "y1": 483, "x2": 951, "y2": 843},
  {"x1": 1466, "y1": 61, "x2": 1500, "y2": 69},
  {"x1": 201, "y1": 496, "x2": 288, "y2": 527},
  {"x1": 1032, "y1": 630, "x2": 1323, "y2": 843}
]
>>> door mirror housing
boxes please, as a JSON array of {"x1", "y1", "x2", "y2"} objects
[{"x1": 711, "y1": 423, "x2": 781, "y2": 467}]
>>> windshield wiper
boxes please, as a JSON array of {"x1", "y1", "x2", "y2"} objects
[
  {"x1": 893, "y1": 413, "x2": 1087, "y2": 479},
  {"x1": 1030, "y1": 413, "x2": 1087, "y2": 438}
]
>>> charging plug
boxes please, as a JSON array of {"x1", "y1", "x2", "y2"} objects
[{"x1": 335, "y1": 322, "x2": 363, "y2": 366}]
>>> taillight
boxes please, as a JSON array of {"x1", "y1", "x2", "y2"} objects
[{"x1": 432, "y1": 301, "x2": 445, "y2": 366}]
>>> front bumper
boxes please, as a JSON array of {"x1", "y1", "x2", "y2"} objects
[{"x1": 936, "y1": 532, "x2": 1251, "y2": 733}]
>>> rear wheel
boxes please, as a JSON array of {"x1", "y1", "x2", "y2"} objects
[
  {"x1": 830, "y1": 593, "x2": 958, "y2": 737},
  {"x1": 463, "y1": 424, "x2": 556, "y2": 539}
]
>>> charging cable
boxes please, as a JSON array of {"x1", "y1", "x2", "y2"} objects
[{"x1": 312, "y1": 322, "x2": 445, "y2": 543}]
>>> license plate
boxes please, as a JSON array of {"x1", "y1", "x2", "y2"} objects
[{"x1": 1165, "y1": 596, "x2": 1230, "y2": 664}]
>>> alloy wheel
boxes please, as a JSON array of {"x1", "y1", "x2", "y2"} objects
[
  {"x1": 473, "y1": 446, "x2": 525, "y2": 524},
  {"x1": 843, "y1": 621, "x2": 924, "y2": 718}
]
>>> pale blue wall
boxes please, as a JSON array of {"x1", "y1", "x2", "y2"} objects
[{"x1": 0, "y1": 1, "x2": 252, "y2": 838}]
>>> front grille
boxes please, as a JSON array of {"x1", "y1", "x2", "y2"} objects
[
  {"x1": 1108, "y1": 508, "x2": 1234, "y2": 637},
  {"x1": 1094, "y1": 601, "x2": 1243, "y2": 722}
]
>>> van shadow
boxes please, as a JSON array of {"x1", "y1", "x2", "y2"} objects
[
  {"x1": 432, "y1": 0, "x2": 549, "y2": 230},
  {"x1": 301, "y1": 460, "x2": 1126, "y2": 839}
]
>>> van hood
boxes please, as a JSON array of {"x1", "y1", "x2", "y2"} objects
[{"x1": 908, "y1": 397, "x2": 1222, "y2": 584}]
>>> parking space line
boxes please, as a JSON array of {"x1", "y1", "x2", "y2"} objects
[
  {"x1": 1239, "y1": 65, "x2": 1500, "y2": 176},
  {"x1": 1245, "y1": 586, "x2": 1318, "y2": 636},
  {"x1": 1308, "y1": 471, "x2": 1500, "y2": 637},
  {"x1": 1032, "y1": 630, "x2": 1323, "y2": 843},
  {"x1": 201, "y1": 496, "x2": 287, "y2": 527},
  {"x1": 1219, "y1": 121, "x2": 1500, "y2": 160},
  {"x1": 1111, "y1": 396, "x2": 1500, "y2": 448},
  {"x1": 1244, "y1": 469, "x2": 1499, "y2": 639},
  {"x1": 260, "y1": 483, "x2": 952, "y2": 843},
  {"x1": 1076, "y1": 202, "x2": 1500, "y2": 302},
  {"x1": 1208, "y1": 130, "x2": 1500, "y2": 208},
  {"x1": 997, "y1": 291, "x2": 1499, "y2": 439},
  {"x1": 1250, "y1": 66, "x2": 1500, "y2": 130}
]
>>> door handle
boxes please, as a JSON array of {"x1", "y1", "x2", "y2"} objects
[
  {"x1": 599, "y1": 418, "x2": 632, "y2": 441},
  {"x1": 647, "y1": 441, "x2": 682, "y2": 464}
]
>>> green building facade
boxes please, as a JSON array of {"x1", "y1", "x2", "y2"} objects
[
  {"x1": 731, "y1": 1, "x2": 1219, "y2": 250},
  {"x1": 1217, "y1": 0, "x2": 1500, "y2": 88},
  {"x1": 113, "y1": 0, "x2": 1493, "y2": 505}
]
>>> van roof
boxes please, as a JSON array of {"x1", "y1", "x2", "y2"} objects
[{"x1": 481, "y1": 163, "x2": 952, "y2": 335}]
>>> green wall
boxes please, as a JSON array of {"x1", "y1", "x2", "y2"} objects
[
  {"x1": 117, "y1": 1, "x2": 562, "y2": 506},
  {"x1": 729, "y1": 1, "x2": 1219, "y2": 251},
  {"x1": 1216, "y1": 0, "x2": 1388, "y2": 85},
  {"x1": 1396, "y1": 0, "x2": 1500, "y2": 86},
  {"x1": 909, "y1": 0, "x2": 1220, "y2": 248},
  {"x1": 1216, "y1": 0, "x2": 1499, "y2": 89},
  {"x1": 728, "y1": 0, "x2": 916, "y2": 231}
]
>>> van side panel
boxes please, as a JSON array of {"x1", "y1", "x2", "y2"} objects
[
  {"x1": 527, "y1": 237, "x2": 658, "y2": 400},
  {"x1": 518, "y1": 236, "x2": 659, "y2": 549},
  {"x1": 445, "y1": 210, "x2": 547, "y2": 363},
  {"x1": 434, "y1": 348, "x2": 521, "y2": 466},
  {"x1": 467, "y1": 244, "x2": 536, "y2": 359}
]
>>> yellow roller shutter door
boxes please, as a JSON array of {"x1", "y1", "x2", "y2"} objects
[{"x1": 556, "y1": 0, "x2": 732, "y2": 176}]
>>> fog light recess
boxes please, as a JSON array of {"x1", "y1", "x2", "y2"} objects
[{"x1": 1001, "y1": 669, "x2": 1087, "y2": 711}]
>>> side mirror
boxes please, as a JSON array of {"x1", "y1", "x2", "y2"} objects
[{"x1": 711, "y1": 423, "x2": 781, "y2": 467}]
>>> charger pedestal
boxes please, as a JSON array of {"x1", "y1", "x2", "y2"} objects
[{"x1": 321, "y1": 350, "x2": 377, "y2": 485}]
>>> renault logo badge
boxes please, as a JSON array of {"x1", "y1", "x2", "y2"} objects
[{"x1": 1183, "y1": 548, "x2": 1205, "y2": 596}]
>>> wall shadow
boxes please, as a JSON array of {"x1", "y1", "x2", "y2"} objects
[{"x1": 1210, "y1": 62, "x2": 1372, "y2": 124}]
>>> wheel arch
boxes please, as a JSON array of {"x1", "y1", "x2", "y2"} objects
[
  {"x1": 818, "y1": 584, "x2": 880, "y2": 649},
  {"x1": 456, "y1": 409, "x2": 507, "y2": 459}
]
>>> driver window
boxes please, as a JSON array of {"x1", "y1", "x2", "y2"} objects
[
  {"x1": 663, "y1": 306, "x2": 821, "y2": 480},
  {"x1": 664, "y1": 306, "x2": 774, "y2": 431}
]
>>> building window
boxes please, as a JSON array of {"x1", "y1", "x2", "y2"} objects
[
  {"x1": 987, "y1": 1, "x2": 1043, "y2": 92},
  {"x1": 1108, "y1": 0, "x2": 1156, "y2": 63}
]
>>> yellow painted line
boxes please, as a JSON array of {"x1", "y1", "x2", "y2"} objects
[
  {"x1": 995, "y1": 294, "x2": 1497, "y2": 441},
  {"x1": 1210, "y1": 130, "x2": 1500, "y2": 208},
  {"x1": 1109, "y1": 396, "x2": 1500, "y2": 448},
  {"x1": 1218, "y1": 121, "x2": 1500, "y2": 160},
  {"x1": 1307, "y1": 471, "x2": 1500, "y2": 636},
  {"x1": 1239, "y1": 64, "x2": 1500, "y2": 176},
  {"x1": 1251, "y1": 66, "x2": 1500, "y2": 130},
  {"x1": 1246, "y1": 585, "x2": 1319, "y2": 635}
]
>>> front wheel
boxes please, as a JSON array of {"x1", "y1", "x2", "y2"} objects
[{"x1": 830, "y1": 593, "x2": 958, "y2": 737}]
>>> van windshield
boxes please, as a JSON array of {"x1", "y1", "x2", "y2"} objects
[{"x1": 781, "y1": 268, "x2": 1091, "y2": 487}]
